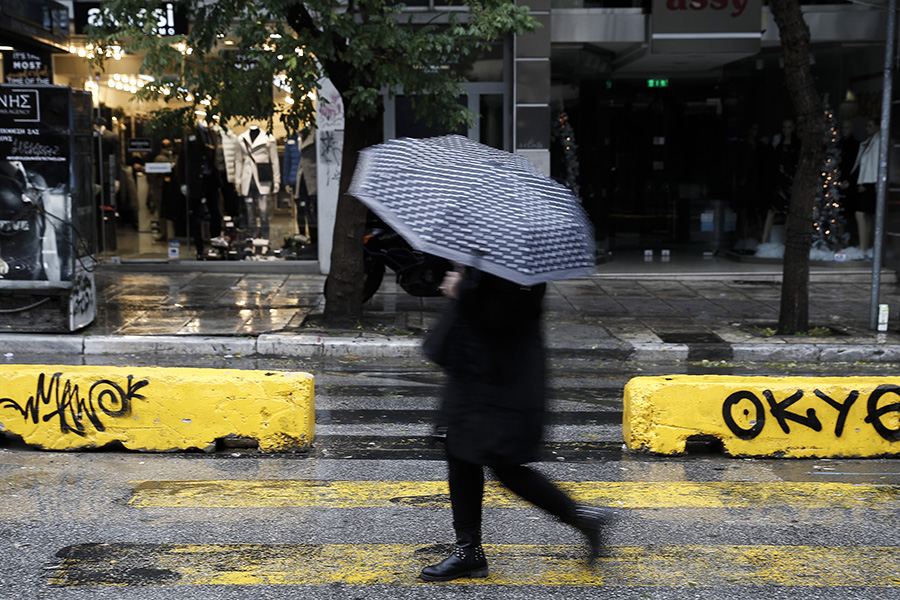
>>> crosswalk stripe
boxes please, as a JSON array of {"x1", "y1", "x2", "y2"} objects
[
  {"x1": 129, "y1": 480, "x2": 900, "y2": 509},
  {"x1": 48, "y1": 543, "x2": 900, "y2": 587}
]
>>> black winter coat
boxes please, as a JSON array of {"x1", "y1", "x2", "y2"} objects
[{"x1": 430, "y1": 270, "x2": 547, "y2": 467}]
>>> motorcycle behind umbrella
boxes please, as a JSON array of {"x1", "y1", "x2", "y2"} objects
[{"x1": 326, "y1": 213, "x2": 452, "y2": 303}]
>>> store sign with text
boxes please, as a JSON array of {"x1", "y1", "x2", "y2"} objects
[
  {"x1": 0, "y1": 88, "x2": 40, "y2": 122},
  {"x1": 651, "y1": 0, "x2": 763, "y2": 53},
  {"x1": 73, "y1": 1, "x2": 187, "y2": 35}
]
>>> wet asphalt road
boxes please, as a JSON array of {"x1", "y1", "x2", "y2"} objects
[{"x1": 2, "y1": 355, "x2": 900, "y2": 599}]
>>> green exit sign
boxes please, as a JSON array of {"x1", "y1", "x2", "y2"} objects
[{"x1": 647, "y1": 79, "x2": 669, "y2": 88}]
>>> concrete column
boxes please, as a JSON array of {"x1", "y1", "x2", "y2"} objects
[{"x1": 515, "y1": 0, "x2": 551, "y2": 176}]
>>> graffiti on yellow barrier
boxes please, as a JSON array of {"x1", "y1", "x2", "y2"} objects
[
  {"x1": 722, "y1": 385, "x2": 900, "y2": 442},
  {"x1": 0, "y1": 372, "x2": 149, "y2": 436}
]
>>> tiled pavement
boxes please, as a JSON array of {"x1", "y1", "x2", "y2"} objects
[{"x1": 70, "y1": 253, "x2": 900, "y2": 363}]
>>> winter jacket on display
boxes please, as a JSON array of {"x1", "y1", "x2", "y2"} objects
[
  {"x1": 283, "y1": 134, "x2": 301, "y2": 192},
  {"x1": 234, "y1": 127, "x2": 280, "y2": 196},
  {"x1": 214, "y1": 125, "x2": 238, "y2": 184},
  {"x1": 853, "y1": 128, "x2": 882, "y2": 186},
  {"x1": 297, "y1": 130, "x2": 317, "y2": 197}
]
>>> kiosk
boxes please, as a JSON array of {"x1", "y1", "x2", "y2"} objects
[{"x1": 0, "y1": 85, "x2": 97, "y2": 332}]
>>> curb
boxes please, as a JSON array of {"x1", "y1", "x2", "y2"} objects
[
  {"x1": 256, "y1": 334, "x2": 422, "y2": 358},
  {"x1": 730, "y1": 343, "x2": 900, "y2": 364},
  {"x1": 83, "y1": 335, "x2": 257, "y2": 356},
  {"x1": 0, "y1": 333, "x2": 899, "y2": 363},
  {"x1": 0, "y1": 334, "x2": 85, "y2": 355}
]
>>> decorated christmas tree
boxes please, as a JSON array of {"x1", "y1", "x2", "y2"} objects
[
  {"x1": 812, "y1": 108, "x2": 849, "y2": 252},
  {"x1": 553, "y1": 111, "x2": 581, "y2": 199}
]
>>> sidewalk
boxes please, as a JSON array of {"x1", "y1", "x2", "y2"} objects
[{"x1": 2, "y1": 251, "x2": 899, "y2": 363}]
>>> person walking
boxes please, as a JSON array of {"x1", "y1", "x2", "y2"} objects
[{"x1": 420, "y1": 267, "x2": 613, "y2": 582}]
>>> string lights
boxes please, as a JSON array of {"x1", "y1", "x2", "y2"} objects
[
  {"x1": 812, "y1": 107, "x2": 849, "y2": 252},
  {"x1": 553, "y1": 111, "x2": 581, "y2": 199}
]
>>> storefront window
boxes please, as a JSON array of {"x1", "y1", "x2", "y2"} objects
[{"x1": 551, "y1": 35, "x2": 889, "y2": 256}]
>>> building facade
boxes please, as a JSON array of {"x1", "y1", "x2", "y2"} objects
[{"x1": 0, "y1": 0, "x2": 894, "y2": 263}]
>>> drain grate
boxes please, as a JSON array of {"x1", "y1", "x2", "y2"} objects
[
  {"x1": 658, "y1": 332, "x2": 725, "y2": 344},
  {"x1": 658, "y1": 331, "x2": 731, "y2": 361}
]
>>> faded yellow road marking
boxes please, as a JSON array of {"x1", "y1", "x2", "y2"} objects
[
  {"x1": 48, "y1": 543, "x2": 900, "y2": 587},
  {"x1": 129, "y1": 480, "x2": 900, "y2": 509}
]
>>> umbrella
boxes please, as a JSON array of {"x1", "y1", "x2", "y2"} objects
[{"x1": 348, "y1": 135, "x2": 596, "y2": 287}]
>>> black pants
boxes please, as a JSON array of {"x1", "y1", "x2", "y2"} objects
[{"x1": 447, "y1": 453, "x2": 576, "y2": 534}]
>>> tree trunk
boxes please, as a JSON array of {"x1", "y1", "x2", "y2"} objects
[
  {"x1": 770, "y1": 0, "x2": 828, "y2": 335},
  {"x1": 322, "y1": 107, "x2": 384, "y2": 327}
]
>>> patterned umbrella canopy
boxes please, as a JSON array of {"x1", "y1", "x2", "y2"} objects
[{"x1": 348, "y1": 135, "x2": 596, "y2": 286}]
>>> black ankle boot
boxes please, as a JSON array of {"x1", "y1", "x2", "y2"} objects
[
  {"x1": 420, "y1": 530, "x2": 489, "y2": 582},
  {"x1": 566, "y1": 505, "x2": 614, "y2": 564}
]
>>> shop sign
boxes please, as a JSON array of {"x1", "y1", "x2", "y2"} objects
[
  {"x1": 651, "y1": 0, "x2": 762, "y2": 54},
  {"x1": 0, "y1": 88, "x2": 40, "y2": 122},
  {"x1": 73, "y1": 1, "x2": 186, "y2": 35},
  {"x1": 127, "y1": 138, "x2": 153, "y2": 153},
  {"x1": 2, "y1": 51, "x2": 52, "y2": 85},
  {"x1": 145, "y1": 162, "x2": 172, "y2": 174}
]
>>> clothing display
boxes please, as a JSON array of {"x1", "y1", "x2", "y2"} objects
[
  {"x1": 235, "y1": 126, "x2": 280, "y2": 197},
  {"x1": 214, "y1": 125, "x2": 242, "y2": 220},
  {"x1": 234, "y1": 126, "x2": 280, "y2": 239},
  {"x1": 770, "y1": 131, "x2": 799, "y2": 211},
  {"x1": 151, "y1": 142, "x2": 183, "y2": 237},
  {"x1": 852, "y1": 125, "x2": 882, "y2": 215},
  {"x1": 295, "y1": 129, "x2": 318, "y2": 242},
  {"x1": 854, "y1": 127, "x2": 881, "y2": 186},
  {"x1": 282, "y1": 134, "x2": 301, "y2": 194},
  {"x1": 297, "y1": 130, "x2": 317, "y2": 198},
  {"x1": 174, "y1": 122, "x2": 222, "y2": 257}
]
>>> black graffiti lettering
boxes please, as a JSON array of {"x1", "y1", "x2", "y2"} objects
[
  {"x1": 762, "y1": 389, "x2": 822, "y2": 434},
  {"x1": 94, "y1": 377, "x2": 148, "y2": 417},
  {"x1": 0, "y1": 372, "x2": 149, "y2": 436},
  {"x1": 813, "y1": 389, "x2": 859, "y2": 437},
  {"x1": 722, "y1": 391, "x2": 765, "y2": 440},
  {"x1": 40, "y1": 374, "x2": 101, "y2": 434},
  {"x1": 70, "y1": 273, "x2": 94, "y2": 316},
  {"x1": 864, "y1": 385, "x2": 900, "y2": 443},
  {"x1": 720, "y1": 385, "x2": 900, "y2": 443}
]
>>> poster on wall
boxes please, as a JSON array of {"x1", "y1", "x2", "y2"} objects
[
  {"x1": 2, "y1": 50, "x2": 52, "y2": 85},
  {"x1": 316, "y1": 77, "x2": 344, "y2": 275},
  {"x1": 0, "y1": 85, "x2": 77, "y2": 284},
  {"x1": 67, "y1": 259, "x2": 96, "y2": 330}
]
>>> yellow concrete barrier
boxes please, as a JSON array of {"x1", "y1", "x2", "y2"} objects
[
  {"x1": 624, "y1": 375, "x2": 900, "y2": 457},
  {"x1": 0, "y1": 365, "x2": 314, "y2": 452}
]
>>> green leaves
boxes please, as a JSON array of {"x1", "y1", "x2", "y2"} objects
[{"x1": 85, "y1": 0, "x2": 536, "y2": 134}]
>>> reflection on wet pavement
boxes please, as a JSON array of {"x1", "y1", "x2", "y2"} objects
[{"x1": 92, "y1": 271, "x2": 326, "y2": 336}]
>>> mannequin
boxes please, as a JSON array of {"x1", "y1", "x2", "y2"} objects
[
  {"x1": 851, "y1": 117, "x2": 881, "y2": 254},
  {"x1": 214, "y1": 123, "x2": 241, "y2": 221},
  {"x1": 151, "y1": 138, "x2": 181, "y2": 242},
  {"x1": 762, "y1": 118, "x2": 799, "y2": 244},
  {"x1": 183, "y1": 119, "x2": 224, "y2": 258},
  {"x1": 234, "y1": 125, "x2": 280, "y2": 240},
  {"x1": 296, "y1": 127, "x2": 317, "y2": 244}
]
